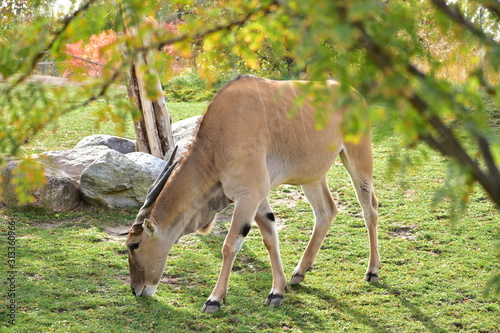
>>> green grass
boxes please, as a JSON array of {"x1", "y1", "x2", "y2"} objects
[
  {"x1": 19, "y1": 87, "x2": 207, "y2": 155},
  {"x1": 1, "y1": 89, "x2": 499, "y2": 332}
]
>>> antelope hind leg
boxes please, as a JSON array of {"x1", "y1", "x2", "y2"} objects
[
  {"x1": 340, "y1": 143, "x2": 380, "y2": 282},
  {"x1": 290, "y1": 179, "x2": 337, "y2": 285}
]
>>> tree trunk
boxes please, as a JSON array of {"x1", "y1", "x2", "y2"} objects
[{"x1": 124, "y1": 21, "x2": 174, "y2": 159}]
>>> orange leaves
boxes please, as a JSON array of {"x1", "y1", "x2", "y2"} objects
[{"x1": 63, "y1": 30, "x2": 118, "y2": 78}]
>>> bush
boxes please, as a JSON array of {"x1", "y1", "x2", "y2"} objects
[{"x1": 163, "y1": 71, "x2": 220, "y2": 102}]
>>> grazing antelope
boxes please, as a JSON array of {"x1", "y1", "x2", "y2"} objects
[{"x1": 126, "y1": 75, "x2": 380, "y2": 313}]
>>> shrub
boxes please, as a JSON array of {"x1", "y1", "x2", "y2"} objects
[{"x1": 163, "y1": 71, "x2": 220, "y2": 102}]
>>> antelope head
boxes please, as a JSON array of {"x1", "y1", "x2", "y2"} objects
[
  {"x1": 126, "y1": 147, "x2": 179, "y2": 297},
  {"x1": 125, "y1": 146, "x2": 230, "y2": 297}
]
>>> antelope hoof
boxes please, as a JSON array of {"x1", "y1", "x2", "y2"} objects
[
  {"x1": 364, "y1": 272, "x2": 379, "y2": 283},
  {"x1": 290, "y1": 273, "x2": 305, "y2": 286},
  {"x1": 201, "y1": 300, "x2": 221, "y2": 313},
  {"x1": 265, "y1": 293, "x2": 284, "y2": 308}
]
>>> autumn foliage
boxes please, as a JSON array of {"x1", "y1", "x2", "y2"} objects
[
  {"x1": 63, "y1": 29, "x2": 117, "y2": 78},
  {"x1": 63, "y1": 21, "x2": 188, "y2": 78}
]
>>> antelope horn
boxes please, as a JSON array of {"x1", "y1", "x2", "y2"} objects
[
  {"x1": 143, "y1": 146, "x2": 179, "y2": 205},
  {"x1": 133, "y1": 146, "x2": 179, "y2": 226}
]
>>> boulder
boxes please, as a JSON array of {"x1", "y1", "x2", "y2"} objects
[
  {"x1": 80, "y1": 150, "x2": 167, "y2": 209},
  {"x1": 41, "y1": 145, "x2": 117, "y2": 182},
  {"x1": 126, "y1": 152, "x2": 170, "y2": 178},
  {"x1": 0, "y1": 160, "x2": 82, "y2": 212},
  {"x1": 75, "y1": 134, "x2": 136, "y2": 154},
  {"x1": 1, "y1": 116, "x2": 202, "y2": 211},
  {"x1": 172, "y1": 115, "x2": 202, "y2": 156}
]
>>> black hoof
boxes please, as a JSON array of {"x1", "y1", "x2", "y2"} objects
[
  {"x1": 265, "y1": 293, "x2": 284, "y2": 308},
  {"x1": 364, "y1": 272, "x2": 379, "y2": 283},
  {"x1": 201, "y1": 300, "x2": 221, "y2": 313}
]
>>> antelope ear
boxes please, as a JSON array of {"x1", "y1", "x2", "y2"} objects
[{"x1": 143, "y1": 219, "x2": 158, "y2": 237}]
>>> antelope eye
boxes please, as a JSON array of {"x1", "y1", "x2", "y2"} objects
[{"x1": 129, "y1": 243, "x2": 140, "y2": 251}]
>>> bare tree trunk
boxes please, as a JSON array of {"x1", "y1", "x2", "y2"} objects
[
  {"x1": 124, "y1": 19, "x2": 174, "y2": 159},
  {"x1": 125, "y1": 64, "x2": 150, "y2": 153}
]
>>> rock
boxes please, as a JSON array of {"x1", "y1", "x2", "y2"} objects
[
  {"x1": 172, "y1": 115, "x2": 202, "y2": 156},
  {"x1": 0, "y1": 160, "x2": 82, "y2": 212},
  {"x1": 172, "y1": 115, "x2": 202, "y2": 143},
  {"x1": 40, "y1": 145, "x2": 117, "y2": 182},
  {"x1": 1, "y1": 117, "x2": 202, "y2": 211},
  {"x1": 75, "y1": 134, "x2": 136, "y2": 154},
  {"x1": 80, "y1": 150, "x2": 167, "y2": 209},
  {"x1": 126, "y1": 152, "x2": 169, "y2": 178}
]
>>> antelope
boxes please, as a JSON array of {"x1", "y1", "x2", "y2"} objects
[{"x1": 126, "y1": 75, "x2": 380, "y2": 313}]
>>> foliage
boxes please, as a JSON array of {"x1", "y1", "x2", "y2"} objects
[
  {"x1": 63, "y1": 29, "x2": 118, "y2": 78},
  {"x1": 0, "y1": 101, "x2": 498, "y2": 332},
  {"x1": 163, "y1": 71, "x2": 221, "y2": 102},
  {"x1": 0, "y1": 0, "x2": 54, "y2": 23},
  {"x1": 0, "y1": 0, "x2": 499, "y2": 296},
  {"x1": 1, "y1": 0, "x2": 498, "y2": 204}
]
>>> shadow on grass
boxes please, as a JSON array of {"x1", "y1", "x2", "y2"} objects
[
  {"x1": 291, "y1": 284, "x2": 392, "y2": 332},
  {"x1": 128, "y1": 220, "x2": 438, "y2": 332},
  {"x1": 117, "y1": 296, "x2": 198, "y2": 331},
  {"x1": 373, "y1": 282, "x2": 448, "y2": 333},
  {"x1": 291, "y1": 282, "x2": 447, "y2": 333},
  {"x1": 191, "y1": 233, "x2": 337, "y2": 331}
]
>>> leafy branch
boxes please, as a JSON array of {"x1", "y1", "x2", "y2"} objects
[
  {"x1": 6, "y1": 0, "x2": 99, "y2": 91},
  {"x1": 152, "y1": 0, "x2": 279, "y2": 54},
  {"x1": 430, "y1": 0, "x2": 499, "y2": 46},
  {"x1": 352, "y1": 16, "x2": 500, "y2": 208},
  {"x1": 2, "y1": 0, "x2": 281, "y2": 156}
]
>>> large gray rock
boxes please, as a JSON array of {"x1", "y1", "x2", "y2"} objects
[
  {"x1": 126, "y1": 152, "x2": 169, "y2": 178},
  {"x1": 41, "y1": 145, "x2": 117, "y2": 182},
  {"x1": 172, "y1": 115, "x2": 202, "y2": 143},
  {"x1": 0, "y1": 160, "x2": 82, "y2": 212},
  {"x1": 172, "y1": 115, "x2": 202, "y2": 156},
  {"x1": 80, "y1": 150, "x2": 167, "y2": 209},
  {"x1": 75, "y1": 134, "x2": 136, "y2": 154}
]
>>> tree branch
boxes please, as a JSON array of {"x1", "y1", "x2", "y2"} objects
[
  {"x1": 154, "y1": 0, "x2": 279, "y2": 52},
  {"x1": 353, "y1": 18, "x2": 500, "y2": 208},
  {"x1": 12, "y1": 68, "x2": 123, "y2": 151},
  {"x1": 430, "y1": 0, "x2": 499, "y2": 46},
  {"x1": 472, "y1": 0, "x2": 500, "y2": 19},
  {"x1": 7, "y1": 0, "x2": 281, "y2": 154},
  {"x1": 62, "y1": 52, "x2": 105, "y2": 67},
  {"x1": 478, "y1": 135, "x2": 500, "y2": 182}
]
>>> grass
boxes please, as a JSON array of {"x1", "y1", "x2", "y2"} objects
[
  {"x1": 1, "y1": 87, "x2": 499, "y2": 332},
  {"x1": 19, "y1": 86, "x2": 208, "y2": 155}
]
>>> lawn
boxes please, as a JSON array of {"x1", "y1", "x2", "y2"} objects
[{"x1": 1, "y1": 86, "x2": 499, "y2": 332}]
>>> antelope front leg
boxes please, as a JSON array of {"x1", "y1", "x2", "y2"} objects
[
  {"x1": 254, "y1": 200, "x2": 287, "y2": 308},
  {"x1": 201, "y1": 198, "x2": 260, "y2": 313}
]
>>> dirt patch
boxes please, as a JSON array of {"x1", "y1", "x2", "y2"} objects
[
  {"x1": 160, "y1": 276, "x2": 185, "y2": 289},
  {"x1": 105, "y1": 226, "x2": 130, "y2": 237},
  {"x1": 389, "y1": 225, "x2": 418, "y2": 241},
  {"x1": 116, "y1": 274, "x2": 185, "y2": 289},
  {"x1": 116, "y1": 274, "x2": 130, "y2": 285},
  {"x1": 273, "y1": 185, "x2": 305, "y2": 209},
  {"x1": 212, "y1": 206, "x2": 233, "y2": 237}
]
